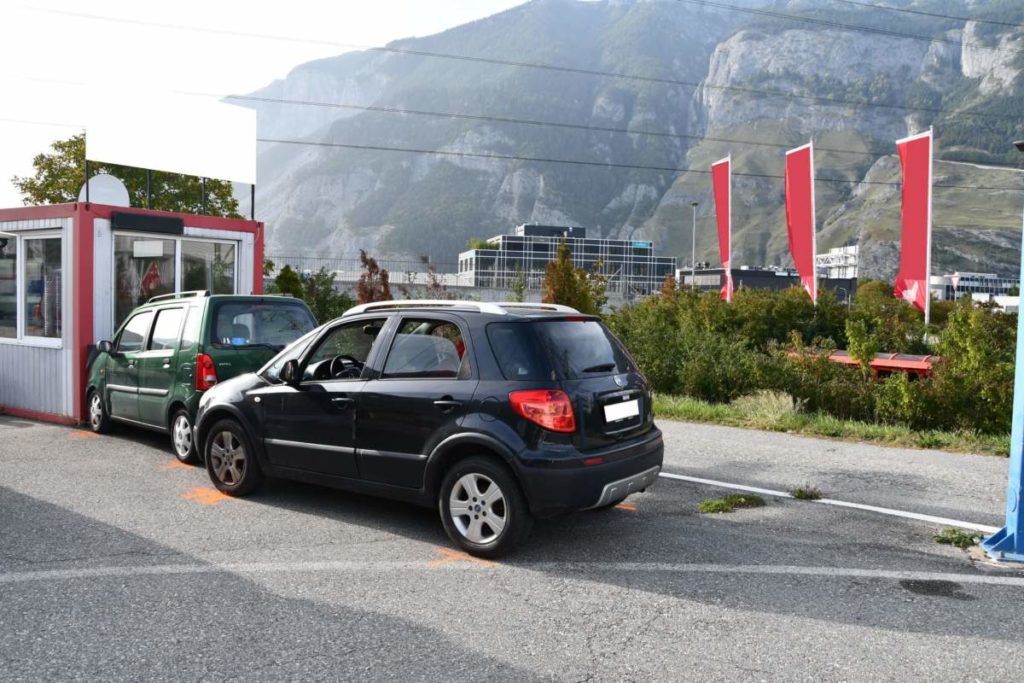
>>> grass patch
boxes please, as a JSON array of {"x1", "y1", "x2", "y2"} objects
[
  {"x1": 934, "y1": 527, "x2": 984, "y2": 550},
  {"x1": 697, "y1": 498, "x2": 734, "y2": 513},
  {"x1": 791, "y1": 486, "x2": 823, "y2": 500},
  {"x1": 698, "y1": 493, "x2": 766, "y2": 513},
  {"x1": 653, "y1": 393, "x2": 1009, "y2": 457}
]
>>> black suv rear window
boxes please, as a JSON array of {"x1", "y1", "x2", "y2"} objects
[
  {"x1": 487, "y1": 319, "x2": 634, "y2": 381},
  {"x1": 534, "y1": 319, "x2": 634, "y2": 379},
  {"x1": 211, "y1": 301, "x2": 316, "y2": 350}
]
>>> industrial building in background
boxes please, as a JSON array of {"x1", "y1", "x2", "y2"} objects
[
  {"x1": 815, "y1": 245, "x2": 859, "y2": 279},
  {"x1": 458, "y1": 224, "x2": 676, "y2": 296},
  {"x1": 929, "y1": 271, "x2": 1020, "y2": 301}
]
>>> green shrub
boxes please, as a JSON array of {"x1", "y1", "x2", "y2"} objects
[{"x1": 605, "y1": 283, "x2": 1017, "y2": 437}]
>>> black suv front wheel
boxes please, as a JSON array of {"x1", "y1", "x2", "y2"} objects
[
  {"x1": 439, "y1": 456, "x2": 532, "y2": 558},
  {"x1": 205, "y1": 419, "x2": 264, "y2": 496}
]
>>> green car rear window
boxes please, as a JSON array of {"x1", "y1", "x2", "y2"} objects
[{"x1": 210, "y1": 301, "x2": 316, "y2": 350}]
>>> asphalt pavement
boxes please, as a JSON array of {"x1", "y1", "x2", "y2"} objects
[{"x1": 1, "y1": 415, "x2": 1023, "y2": 681}]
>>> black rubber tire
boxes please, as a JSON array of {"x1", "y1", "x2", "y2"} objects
[
  {"x1": 204, "y1": 418, "x2": 265, "y2": 497},
  {"x1": 169, "y1": 409, "x2": 199, "y2": 465},
  {"x1": 87, "y1": 390, "x2": 111, "y2": 434},
  {"x1": 439, "y1": 456, "x2": 533, "y2": 559}
]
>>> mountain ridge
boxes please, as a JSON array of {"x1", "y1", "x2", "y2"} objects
[{"x1": 239, "y1": 0, "x2": 1024, "y2": 279}]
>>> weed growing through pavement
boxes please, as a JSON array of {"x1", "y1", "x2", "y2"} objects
[
  {"x1": 934, "y1": 527, "x2": 983, "y2": 550},
  {"x1": 698, "y1": 494, "x2": 766, "y2": 513},
  {"x1": 791, "y1": 486, "x2": 823, "y2": 500}
]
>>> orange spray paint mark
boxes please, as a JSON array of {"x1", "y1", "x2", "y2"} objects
[
  {"x1": 69, "y1": 430, "x2": 99, "y2": 439},
  {"x1": 182, "y1": 486, "x2": 235, "y2": 506},
  {"x1": 615, "y1": 503, "x2": 637, "y2": 511},
  {"x1": 427, "y1": 547, "x2": 496, "y2": 569},
  {"x1": 161, "y1": 460, "x2": 192, "y2": 471}
]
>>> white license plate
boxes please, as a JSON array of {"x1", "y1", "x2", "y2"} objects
[{"x1": 604, "y1": 399, "x2": 640, "y2": 423}]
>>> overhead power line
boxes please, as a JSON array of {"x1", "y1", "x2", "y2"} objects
[
  {"x1": 828, "y1": 0, "x2": 1024, "y2": 31},
  {"x1": 228, "y1": 94, "x2": 890, "y2": 158},
  {"x1": 678, "y1": 0, "x2": 1024, "y2": 57},
  {"x1": 27, "y1": 6, "x2": 1024, "y2": 122},
  {"x1": 258, "y1": 136, "x2": 1023, "y2": 191}
]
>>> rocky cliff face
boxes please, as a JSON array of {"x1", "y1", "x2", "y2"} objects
[{"x1": 245, "y1": 0, "x2": 1024, "y2": 278}]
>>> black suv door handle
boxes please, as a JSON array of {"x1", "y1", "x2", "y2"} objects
[
  {"x1": 434, "y1": 398, "x2": 462, "y2": 413},
  {"x1": 331, "y1": 396, "x2": 354, "y2": 408}
]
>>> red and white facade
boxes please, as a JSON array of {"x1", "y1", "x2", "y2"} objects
[{"x1": 0, "y1": 203, "x2": 263, "y2": 424}]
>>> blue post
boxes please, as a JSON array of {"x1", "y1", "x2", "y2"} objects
[{"x1": 982, "y1": 186, "x2": 1024, "y2": 562}]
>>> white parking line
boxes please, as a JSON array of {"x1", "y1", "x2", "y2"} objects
[
  {"x1": 657, "y1": 471, "x2": 1000, "y2": 535},
  {"x1": 1, "y1": 560, "x2": 1023, "y2": 586}
]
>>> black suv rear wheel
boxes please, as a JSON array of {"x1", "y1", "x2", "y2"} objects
[{"x1": 439, "y1": 456, "x2": 532, "y2": 558}]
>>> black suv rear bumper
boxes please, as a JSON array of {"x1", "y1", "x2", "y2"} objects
[{"x1": 515, "y1": 427, "x2": 664, "y2": 518}]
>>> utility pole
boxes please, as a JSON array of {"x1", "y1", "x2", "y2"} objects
[{"x1": 690, "y1": 201, "x2": 698, "y2": 291}]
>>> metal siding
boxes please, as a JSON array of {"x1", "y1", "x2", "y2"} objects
[
  {"x1": 0, "y1": 344, "x2": 67, "y2": 415},
  {"x1": 0, "y1": 217, "x2": 74, "y2": 418}
]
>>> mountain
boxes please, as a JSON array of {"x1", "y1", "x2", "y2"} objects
[{"x1": 239, "y1": 0, "x2": 1024, "y2": 279}]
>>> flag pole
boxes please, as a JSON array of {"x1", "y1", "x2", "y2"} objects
[
  {"x1": 727, "y1": 153, "x2": 733, "y2": 303},
  {"x1": 810, "y1": 139, "x2": 818, "y2": 305},
  {"x1": 925, "y1": 127, "x2": 934, "y2": 327}
]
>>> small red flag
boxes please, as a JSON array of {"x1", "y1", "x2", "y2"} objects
[
  {"x1": 894, "y1": 130, "x2": 933, "y2": 316},
  {"x1": 712, "y1": 156, "x2": 733, "y2": 302},
  {"x1": 785, "y1": 143, "x2": 817, "y2": 302}
]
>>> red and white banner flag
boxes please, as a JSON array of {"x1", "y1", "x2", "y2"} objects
[
  {"x1": 893, "y1": 129, "x2": 933, "y2": 318},
  {"x1": 785, "y1": 142, "x2": 817, "y2": 302},
  {"x1": 712, "y1": 156, "x2": 733, "y2": 302}
]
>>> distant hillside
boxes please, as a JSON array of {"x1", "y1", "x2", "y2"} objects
[{"x1": 240, "y1": 0, "x2": 1024, "y2": 278}]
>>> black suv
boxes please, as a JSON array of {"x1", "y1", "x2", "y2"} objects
[{"x1": 194, "y1": 301, "x2": 663, "y2": 557}]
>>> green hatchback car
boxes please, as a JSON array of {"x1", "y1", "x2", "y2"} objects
[{"x1": 87, "y1": 291, "x2": 317, "y2": 463}]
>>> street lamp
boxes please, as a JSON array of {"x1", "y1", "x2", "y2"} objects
[{"x1": 690, "y1": 201, "x2": 698, "y2": 291}]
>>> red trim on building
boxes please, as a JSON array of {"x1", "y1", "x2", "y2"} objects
[
  {"x1": 72, "y1": 204, "x2": 94, "y2": 420},
  {"x1": 253, "y1": 222, "x2": 265, "y2": 294},
  {"x1": 0, "y1": 405, "x2": 80, "y2": 427},
  {"x1": 0, "y1": 203, "x2": 76, "y2": 222}
]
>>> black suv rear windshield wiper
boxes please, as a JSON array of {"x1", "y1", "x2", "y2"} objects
[{"x1": 580, "y1": 362, "x2": 617, "y2": 373}]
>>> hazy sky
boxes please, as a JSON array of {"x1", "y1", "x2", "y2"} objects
[{"x1": 0, "y1": 0, "x2": 526, "y2": 206}]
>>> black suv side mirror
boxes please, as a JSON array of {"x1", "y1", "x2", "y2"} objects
[
  {"x1": 96, "y1": 340, "x2": 114, "y2": 355},
  {"x1": 279, "y1": 359, "x2": 300, "y2": 386}
]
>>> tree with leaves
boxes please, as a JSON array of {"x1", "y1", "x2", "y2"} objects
[
  {"x1": 356, "y1": 250, "x2": 392, "y2": 304},
  {"x1": 12, "y1": 133, "x2": 240, "y2": 217},
  {"x1": 302, "y1": 267, "x2": 355, "y2": 322}
]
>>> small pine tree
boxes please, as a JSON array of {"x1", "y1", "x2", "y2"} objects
[
  {"x1": 542, "y1": 238, "x2": 598, "y2": 315},
  {"x1": 272, "y1": 265, "x2": 304, "y2": 298}
]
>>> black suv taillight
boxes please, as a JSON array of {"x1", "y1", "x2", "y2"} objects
[{"x1": 508, "y1": 390, "x2": 576, "y2": 433}]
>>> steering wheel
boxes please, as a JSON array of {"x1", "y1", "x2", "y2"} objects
[{"x1": 329, "y1": 354, "x2": 363, "y2": 379}]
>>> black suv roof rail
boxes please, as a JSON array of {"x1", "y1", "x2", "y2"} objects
[
  {"x1": 342, "y1": 299, "x2": 580, "y2": 317},
  {"x1": 147, "y1": 290, "x2": 210, "y2": 304}
]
